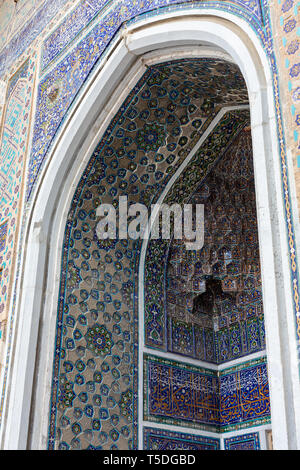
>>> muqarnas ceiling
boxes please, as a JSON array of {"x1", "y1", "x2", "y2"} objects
[{"x1": 165, "y1": 129, "x2": 265, "y2": 364}]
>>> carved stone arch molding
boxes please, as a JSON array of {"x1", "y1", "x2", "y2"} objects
[{"x1": 1, "y1": 11, "x2": 300, "y2": 450}]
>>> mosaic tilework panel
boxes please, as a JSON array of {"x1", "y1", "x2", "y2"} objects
[
  {"x1": 0, "y1": 0, "x2": 266, "y2": 78},
  {"x1": 5, "y1": 0, "x2": 298, "y2": 379},
  {"x1": 0, "y1": 0, "x2": 69, "y2": 76},
  {"x1": 27, "y1": 0, "x2": 264, "y2": 201},
  {"x1": 5, "y1": 59, "x2": 29, "y2": 100},
  {"x1": 41, "y1": 0, "x2": 110, "y2": 71},
  {"x1": 144, "y1": 354, "x2": 220, "y2": 432},
  {"x1": 12, "y1": 0, "x2": 43, "y2": 36},
  {"x1": 224, "y1": 432, "x2": 260, "y2": 450},
  {"x1": 165, "y1": 128, "x2": 265, "y2": 364},
  {"x1": 48, "y1": 58, "x2": 249, "y2": 450},
  {"x1": 278, "y1": 0, "x2": 300, "y2": 143},
  {"x1": 24, "y1": 0, "x2": 300, "y2": 374},
  {"x1": 41, "y1": 0, "x2": 263, "y2": 72},
  {"x1": 0, "y1": 0, "x2": 298, "y2": 448},
  {"x1": 0, "y1": 2, "x2": 294, "y2": 400},
  {"x1": 30, "y1": 56, "x2": 248, "y2": 204},
  {"x1": 143, "y1": 427, "x2": 220, "y2": 450},
  {"x1": 144, "y1": 110, "x2": 250, "y2": 351},
  {"x1": 219, "y1": 359, "x2": 270, "y2": 431},
  {"x1": 0, "y1": 0, "x2": 40, "y2": 49},
  {"x1": 0, "y1": 57, "x2": 35, "y2": 330},
  {"x1": 144, "y1": 354, "x2": 270, "y2": 432}
]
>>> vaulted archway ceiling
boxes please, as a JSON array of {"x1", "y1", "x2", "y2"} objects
[{"x1": 48, "y1": 58, "x2": 269, "y2": 451}]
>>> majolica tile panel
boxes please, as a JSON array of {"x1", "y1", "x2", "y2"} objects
[
  {"x1": 144, "y1": 354, "x2": 220, "y2": 431},
  {"x1": 144, "y1": 355, "x2": 270, "y2": 432},
  {"x1": 219, "y1": 359, "x2": 270, "y2": 431}
]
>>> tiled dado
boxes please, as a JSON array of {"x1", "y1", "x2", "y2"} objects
[
  {"x1": 271, "y1": 0, "x2": 300, "y2": 203},
  {"x1": 143, "y1": 427, "x2": 261, "y2": 450}
]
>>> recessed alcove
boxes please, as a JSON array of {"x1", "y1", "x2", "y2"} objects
[
  {"x1": 27, "y1": 54, "x2": 270, "y2": 449},
  {"x1": 4, "y1": 10, "x2": 297, "y2": 451}
]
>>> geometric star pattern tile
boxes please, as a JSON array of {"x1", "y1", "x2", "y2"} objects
[{"x1": 48, "y1": 58, "x2": 253, "y2": 450}]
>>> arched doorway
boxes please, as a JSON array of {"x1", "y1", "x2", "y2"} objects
[
  {"x1": 48, "y1": 56, "x2": 262, "y2": 450},
  {"x1": 2, "y1": 14, "x2": 299, "y2": 450}
]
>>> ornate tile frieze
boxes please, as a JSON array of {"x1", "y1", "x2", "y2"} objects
[{"x1": 144, "y1": 354, "x2": 270, "y2": 432}]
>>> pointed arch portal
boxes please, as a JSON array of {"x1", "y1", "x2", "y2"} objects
[{"x1": 2, "y1": 11, "x2": 300, "y2": 450}]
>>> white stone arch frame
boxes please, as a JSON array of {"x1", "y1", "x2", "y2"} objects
[{"x1": 1, "y1": 10, "x2": 300, "y2": 450}]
